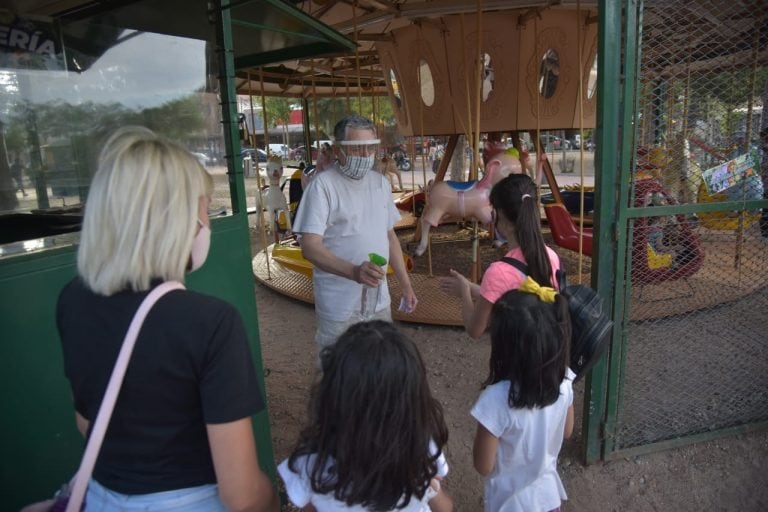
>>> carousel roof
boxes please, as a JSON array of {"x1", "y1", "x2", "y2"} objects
[
  {"x1": 235, "y1": 0, "x2": 600, "y2": 98},
  {"x1": 232, "y1": 0, "x2": 766, "y2": 99}
]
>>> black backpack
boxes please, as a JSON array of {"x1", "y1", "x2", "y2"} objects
[{"x1": 500, "y1": 257, "x2": 613, "y2": 381}]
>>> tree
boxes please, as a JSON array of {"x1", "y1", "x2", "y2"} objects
[{"x1": 263, "y1": 96, "x2": 294, "y2": 147}]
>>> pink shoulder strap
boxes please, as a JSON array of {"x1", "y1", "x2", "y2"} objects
[{"x1": 66, "y1": 281, "x2": 185, "y2": 512}]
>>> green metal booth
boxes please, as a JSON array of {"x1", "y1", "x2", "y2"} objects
[{"x1": 0, "y1": 1, "x2": 353, "y2": 508}]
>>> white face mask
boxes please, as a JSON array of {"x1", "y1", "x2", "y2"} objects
[
  {"x1": 190, "y1": 220, "x2": 210, "y2": 272},
  {"x1": 339, "y1": 153, "x2": 376, "y2": 180}
]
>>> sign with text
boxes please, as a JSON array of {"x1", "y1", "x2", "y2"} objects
[
  {"x1": 701, "y1": 150, "x2": 761, "y2": 197},
  {"x1": 0, "y1": 10, "x2": 65, "y2": 71}
]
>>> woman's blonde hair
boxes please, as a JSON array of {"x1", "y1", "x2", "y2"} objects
[{"x1": 78, "y1": 126, "x2": 213, "y2": 295}]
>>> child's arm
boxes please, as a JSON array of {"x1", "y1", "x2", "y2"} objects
[
  {"x1": 428, "y1": 479, "x2": 453, "y2": 512},
  {"x1": 439, "y1": 270, "x2": 492, "y2": 339},
  {"x1": 564, "y1": 404, "x2": 575, "y2": 439},
  {"x1": 473, "y1": 422, "x2": 499, "y2": 476}
]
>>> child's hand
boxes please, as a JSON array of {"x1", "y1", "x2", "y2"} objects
[
  {"x1": 439, "y1": 269, "x2": 469, "y2": 298},
  {"x1": 427, "y1": 477, "x2": 453, "y2": 512}
]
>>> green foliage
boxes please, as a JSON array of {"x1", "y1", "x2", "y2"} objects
[
  {"x1": 306, "y1": 95, "x2": 398, "y2": 142},
  {"x1": 263, "y1": 97, "x2": 294, "y2": 127},
  {"x1": 138, "y1": 96, "x2": 205, "y2": 140}
]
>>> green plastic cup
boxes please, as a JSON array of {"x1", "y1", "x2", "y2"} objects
[{"x1": 368, "y1": 252, "x2": 388, "y2": 267}]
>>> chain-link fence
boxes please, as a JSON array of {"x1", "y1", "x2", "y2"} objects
[{"x1": 609, "y1": 0, "x2": 768, "y2": 454}]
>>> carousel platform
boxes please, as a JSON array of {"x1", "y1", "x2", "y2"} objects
[
  {"x1": 252, "y1": 243, "x2": 464, "y2": 326},
  {"x1": 253, "y1": 224, "x2": 768, "y2": 326}
]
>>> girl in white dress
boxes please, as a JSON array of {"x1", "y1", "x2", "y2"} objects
[
  {"x1": 472, "y1": 285, "x2": 575, "y2": 512},
  {"x1": 279, "y1": 320, "x2": 453, "y2": 512}
]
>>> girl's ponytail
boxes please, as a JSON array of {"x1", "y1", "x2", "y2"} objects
[
  {"x1": 516, "y1": 189, "x2": 553, "y2": 287},
  {"x1": 490, "y1": 175, "x2": 553, "y2": 286}
]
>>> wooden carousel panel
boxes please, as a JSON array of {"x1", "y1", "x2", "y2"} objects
[
  {"x1": 517, "y1": 9, "x2": 594, "y2": 130},
  {"x1": 377, "y1": 42, "x2": 411, "y2": 135},
  {"x1": 570, "y1": 29, "x2": 598, "y2": 128},
  {"x1": 385, "y1": 24, "x2": 456, "y2": 136},
  {"x1": 446, "y1": 11, "x2": 520, "y2": 132},
  {"x1": 440, "y1": 13, "x2": 520, "y2": 134}
]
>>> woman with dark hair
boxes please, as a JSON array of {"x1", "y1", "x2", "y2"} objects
[
  {"x1": 440, "y1": 174, "x2": 561, "y2": 338},
  {"x1": 472, "y1": 287, "x2": 575, "y2": 511},
  {"x1": 279, "y1": 320, "x2": 453, "y2": 511}
]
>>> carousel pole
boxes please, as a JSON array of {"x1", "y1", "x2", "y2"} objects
[
  {"x1": 249, "y1": 71, "x2": 271, "y2": 279},
  {"x1": 310, "y1": 61, "x2": 321, "y2": 167},
  {"x1": 470, "y1": 0, "x2": 484, "y2": 284},
  {"x1": 259, "y1": 68, "x2": 280, "y2": 245},
  {"x1": 353, "y1": 0, "x2": 363, "y2": 108},
  {"x1": 415, "y1": 30, "x2": 434, "y2": 276},
  {"x1": 575, "y1": 0, "x2": 586, "y2": 282}
]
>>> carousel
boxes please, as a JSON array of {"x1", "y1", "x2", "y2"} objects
[
  {"x1": 240, "y1": 1, "x2": 601, "y2": 325},
  {"x1": 246, "y1": 0, "x2": 766, "y2": 326}
]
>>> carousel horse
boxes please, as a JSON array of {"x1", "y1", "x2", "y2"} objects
[
  {"x1": 413, "y1": 147, "x2": 524, "y2": 256},
  {"x1": 257, "y1": 154, "x2": 291, "y2": 242}
]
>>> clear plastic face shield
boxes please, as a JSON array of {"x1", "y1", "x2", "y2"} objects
[{"x1": 337, "y1": 139, "x2": 380, "y2": 179}]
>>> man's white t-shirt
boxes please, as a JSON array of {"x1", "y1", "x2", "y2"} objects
[
  {"x1": 471, "y1": 368, "x2": 576, "y2": 512},
  {"x1": 278, "y1": 450, "x2": 448, "y2": 512},
  {"x1": 293, "y1": 164, "x2": 400, "y2": 322}
]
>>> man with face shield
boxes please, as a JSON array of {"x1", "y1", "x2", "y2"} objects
[{"x1": 293, "y1": 115, "x2": 418, "y2": 350}]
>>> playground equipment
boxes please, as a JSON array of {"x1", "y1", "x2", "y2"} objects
[
  {"x1": 255, "y1": 155, "x2": 292, "y2": 243},
  {"x1": 632, "y1": 178, "x2": 705, "y2": 285},
  {"x1": 544, "y1": 203, "x2": 594, "y2": 257},
  {"x1": 413, "y1": 147, "x2": 524, "y2": 256},
  {"x1": 271, "y1": 240, "x2": 414, "y2": 278}
]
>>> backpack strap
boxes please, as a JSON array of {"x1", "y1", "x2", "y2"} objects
[
  {"x1": 501, "y1": 254, "x2": 566, "y2": 290},
  {"x1": 500, "y1": 256, "x2": 528, "y2": 276}
]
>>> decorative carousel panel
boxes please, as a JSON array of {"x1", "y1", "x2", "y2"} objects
[
  {"x1": 441, "y1": 12, "x2": 520, "y2": 133},
  {"x1": 518, "y1": 9, "x2": 589, "y2": 130},
  {"x1": 386, "y1": 23, "x2": 456, "y2": 136},
  {"x1": 571, "y1": 28, "x2": 598, "y2": 127},
  {"x1": 377, "y1": 42, "x2": 410, "y2": 133}
]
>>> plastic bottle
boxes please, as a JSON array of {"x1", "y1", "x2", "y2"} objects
[{"x1": 360, "y1": 252, "x2": 387, "y2": 320}]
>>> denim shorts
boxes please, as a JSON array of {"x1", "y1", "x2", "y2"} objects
[{"x1": 85, "y1": 479, "x2": 227, "y2": 511}]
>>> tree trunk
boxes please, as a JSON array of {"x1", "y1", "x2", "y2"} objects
[
  {"x1": 450, "y1": 136, "x2": 466, "y2": 181},
  {"x1": 0, "y1": 122, "x2": 19, "y2": 211}
]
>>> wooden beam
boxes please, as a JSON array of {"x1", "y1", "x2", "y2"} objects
[
  {"x1": 351, "y1": 31, "x2": 395, "y2": 42},
  {"x1": 358, "y1": 0, "x2": 400, "y2": 14}
]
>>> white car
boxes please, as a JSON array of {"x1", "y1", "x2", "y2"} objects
[{"x1": 192, "y1": 152, "x2": 211, "y2": 166}]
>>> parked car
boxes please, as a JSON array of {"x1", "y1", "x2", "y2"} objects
[
  {"x1": 289, "y1": 145, "x2": 314, "y2": 162},
  {"x1": 191, "y1": 152, "x2": 211, "y2": 166},
  {"x1": 290, "y1": 140, "x2": 332, "y2": 162},
  {"x1": 539, "y1": 134, "x2": 571, "y2": 151},
  {"x1": 242, "y1": 147, "x2": 268, "y2": 162}
]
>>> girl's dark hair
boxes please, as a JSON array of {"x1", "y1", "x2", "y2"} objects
[
  {"x1": 289, "y1": 320, "x2": 449, "y2": 510},
  {"x1": 490, "y1": 174, "x2": 553, "y2": 286},
  {"x1": 485, "y1": 290, "x2": 571, "y2": 408}
]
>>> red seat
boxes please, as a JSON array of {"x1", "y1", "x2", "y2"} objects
[{"x1": 544, "y1": 203, "x2": 593, "y2": 257}]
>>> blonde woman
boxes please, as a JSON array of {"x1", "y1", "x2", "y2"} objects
[{"x1": 57, "y1": 127, "x2": 278, "y2": 511}]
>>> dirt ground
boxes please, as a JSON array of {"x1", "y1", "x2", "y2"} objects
[{"x1": 250, "y1": 220, "x2": 768, "y2": 512}]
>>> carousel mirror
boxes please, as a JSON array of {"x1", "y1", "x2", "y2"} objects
[
  {"x1": 389, "y1": 68, "x2": 403, "y2": 109},
  {"x1": 587, "y1": 53, "x2": 598, "y2": 99},
  {"x1": 418, "y1": 59, "x2": 435, "y2": 106},
  {"x1": 482, "y1": 53, "x2": 494, "y2": 102},
  {"x1": 539, "y1": 49, "x2": 560, "y2": 99}
]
